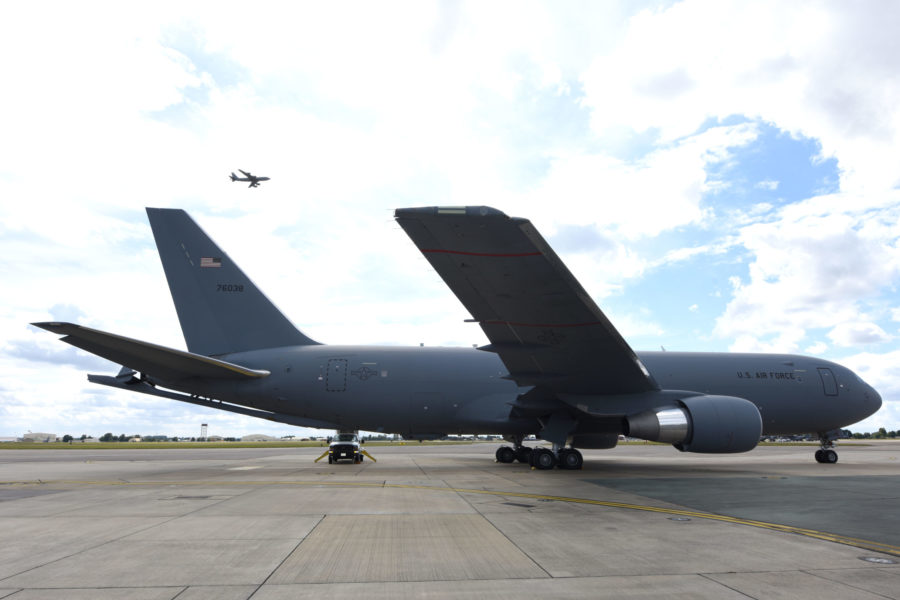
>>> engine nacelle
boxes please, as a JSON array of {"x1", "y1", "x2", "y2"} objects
[{"x1": 625, "y1": 395, "x2": 762, "y2": 454}]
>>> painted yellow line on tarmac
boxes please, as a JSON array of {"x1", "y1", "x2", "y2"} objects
[{"x1": 3, "y1": 478, "x2": 899, "y2": 557}]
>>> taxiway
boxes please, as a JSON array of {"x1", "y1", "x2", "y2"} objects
[{"x1": 0, "y1": 441, "x2": 898, "y2": 599}]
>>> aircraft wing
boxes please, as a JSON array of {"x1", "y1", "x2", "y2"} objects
[
  {"x1": 395, "y1": 206, "x2": 657, "y2": 395},
  {"x1": 32, "y1": 322, "x2": 270, "y2": 382}
]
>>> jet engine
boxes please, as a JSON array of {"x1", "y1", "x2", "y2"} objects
[{"x1": 625, "y1": 395, "x2": 762, "y2": 453}]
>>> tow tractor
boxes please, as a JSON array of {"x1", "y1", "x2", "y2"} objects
[{"x1": 315, "y1": 431, "x2": 377, "y2": 464}]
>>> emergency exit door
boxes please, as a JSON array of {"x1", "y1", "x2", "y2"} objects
[
  {"x1": 817, "y1": 367, "x2": 838, "y2": 396},
  {"x1": 326, "y1": 359, "x2": 348, "y2": 392}
]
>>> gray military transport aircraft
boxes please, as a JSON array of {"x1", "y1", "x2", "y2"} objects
[
  {"x1": 229, "y1": 170, "x2": 269, "y2": 188},
  {"x1": 34, "y1": 206, "x2": 882, "y2": 469}
]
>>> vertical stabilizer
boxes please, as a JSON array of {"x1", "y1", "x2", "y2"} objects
[{"x1": 146, "y1": 208, "x2": 318, "y2": 356}]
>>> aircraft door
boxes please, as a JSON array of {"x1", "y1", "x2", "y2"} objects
[
  {"x1": 817, "y1": 367, "x2": 838, "y2": 396},
  {"x1": 326, "y1": 359, "x2": 348, "y2": 392}
]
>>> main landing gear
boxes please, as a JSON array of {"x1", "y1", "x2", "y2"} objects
[
  {"x1": 495, "y1": 444, "x2": 532, "y2": 464},
  {"x1": 814, "y1": 431, "x2": 839, "y2": 464},
  {"x1": 495, "y1": 443, "x2": 582, "y2": 470}
]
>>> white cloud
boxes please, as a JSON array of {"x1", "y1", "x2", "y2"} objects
[
  {"x1": 827, "y1": 322, "x2": 893, "y2": 347},
  {"x1": 523, "y1": 122, "x2": 759, "y2": 241},
  {"x1": 2, "y1": 1, "x2": 900, "y2": 434},
  {"x1": 715, "y1": 190, "x2": 900, "y2": 352},
  {"x1": 805, "y1": 342, "x2": 828, "y2": 355},
  {"x1": 840, "y1": 350, "x2": 900, "y2": 432},
  {"x1": 580, "y1": 0, "x2": 900, "y2": 192}
]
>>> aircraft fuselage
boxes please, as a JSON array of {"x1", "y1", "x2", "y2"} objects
[{"x1": 167, "y1": 345, "x2": 880, "y2": 440}]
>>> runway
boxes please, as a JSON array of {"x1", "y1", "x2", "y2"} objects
[{"x1": 1, "y1": 441, "x2": 898, "y2": 599}]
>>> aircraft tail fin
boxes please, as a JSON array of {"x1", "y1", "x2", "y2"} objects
[
  {"x1": 146, "y1": 208, "x2": 319, "y2": 356},
  {"x1": 229, "y1": 172, "x2": 238, "y2": 181}
]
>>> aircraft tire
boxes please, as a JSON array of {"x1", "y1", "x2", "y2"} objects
[
  {"x1": 814, "y1": 450, "x2": 824, "y2": 463},
  {"x1": 532, "y1": 448, "x2": 556, "y2": 470},
  {"x1": 824, "y1": 449, "x2": 838, "y2": 464},
  {"x1": 558, "y1": 449, "x2": 583, "y2": 470},
  {"x1": 515, "y1": 446, "x2": 533, "y2": 463},
  {"x1": 496, "y1": 446, "x2": 516, "y2": 463}
]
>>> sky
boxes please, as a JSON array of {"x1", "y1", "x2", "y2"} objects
[{"x1": 2, "y1": 0, "x2": 899, "y2": 439}]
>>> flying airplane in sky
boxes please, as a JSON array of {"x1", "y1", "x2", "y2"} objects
[
  {"x1": 34, "y1": 207, "x2": 882, "y2": 469},
  {"x1": 229, "y1": 170, "x2": 270, "y2": 188}
]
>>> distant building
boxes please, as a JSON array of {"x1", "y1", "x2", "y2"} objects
[
  {"x1": 22, "y1": 432, "x2": 56, "y2": 443},
  {"x1": 0, "y1": 437, "x2": 18, "y2": 443},
  {"x1": 241, "y1": 434, "x2": 277, "y2": 442}
]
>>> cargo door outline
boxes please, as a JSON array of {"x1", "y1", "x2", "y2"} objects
[
  {"x1": 817, "y1": 367, "x2": 838, "y2": 396},
  {"x1": 326, "y1": 359, "x2": 348, "y2": 392}
]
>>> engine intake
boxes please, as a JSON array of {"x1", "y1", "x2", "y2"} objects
[{"x1": 626, "y1": 395, "x2": 762, "y2": 453}]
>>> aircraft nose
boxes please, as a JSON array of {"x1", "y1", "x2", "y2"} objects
[
  {"x1": 868, "y1": 384, "x2": 882, "y2": 412},
  {"x1": 857, "y1": 380, "x2": 883, "y2": 422}
]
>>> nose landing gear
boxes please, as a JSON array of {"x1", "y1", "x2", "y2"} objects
[
  {"x1": 815, "y1": 448, "x2": 838, "y2": 463},
  {"x1": 815, "y1": 430, "x2": 840, "y2": 463}
]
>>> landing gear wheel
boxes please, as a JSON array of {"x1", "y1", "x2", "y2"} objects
[
  {"x1": 495, "y1": 446, "x2": 516, "y2": 463},
  {"x1": 531, "y1": 448, "x2": 557, "y2": 470},
  {"x1": 815, "y1": 430, "x2": 840, "y2": 464},
  {"x1": 515, "y1": 446, "x2": 533, "y2": 463},
  {"x1": 558, "y1": 448, "x2": 583, "y2": 470}
]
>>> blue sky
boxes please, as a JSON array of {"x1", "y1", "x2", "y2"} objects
[{"x1": 1, "y1": 1, "x2": 899, "y2": 438}]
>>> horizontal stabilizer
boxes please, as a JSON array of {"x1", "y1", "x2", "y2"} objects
[
  {"x1": 88, "y1": 374, "x2": 339, "y2": 429},
  {"x1": 32, "y1": 322, "x2": 269, "y2": 382}
]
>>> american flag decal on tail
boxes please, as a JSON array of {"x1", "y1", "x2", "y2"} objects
[{"x1": 200, "y1": 257, "x2": 222, "y2": 268}]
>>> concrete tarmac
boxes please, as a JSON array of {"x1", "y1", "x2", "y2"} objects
[{"x1": 0, "y1": 441, "x2": 898, "y2": 599}]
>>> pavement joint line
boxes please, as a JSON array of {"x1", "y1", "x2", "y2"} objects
[{"x1": 4, "y1": 478, "x2": 900, "y2": 558}]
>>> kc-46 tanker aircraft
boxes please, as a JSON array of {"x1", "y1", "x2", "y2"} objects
[{"x1": 34, "y1": 207, "x2": 882, "y2": 469}]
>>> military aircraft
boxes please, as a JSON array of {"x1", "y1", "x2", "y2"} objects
[
  {"x1": 229, "y1": 170, "x2": 270, "y2": 188},
  {"x1": 33, "y1": 206, "x2": 882, "y2": 469}
]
